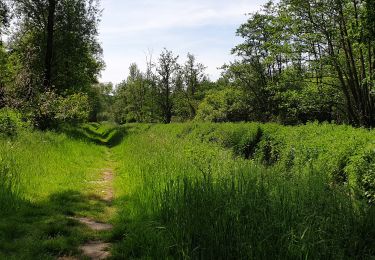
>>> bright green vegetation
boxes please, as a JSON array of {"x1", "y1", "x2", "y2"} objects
[
  {"x1": 1, "y1": 121, "x2": 374, "y2": 259},
  {"x1": 0, "y1": 123, "x2": 118, "y2": 259},
  {"x1": 61, "y1": 122, "x2": 125, "y2": 147},
  {"x1": 1, "y1": 0, "x2": 375, "y2": 257},
  {"x1": 112, "y1": 123, "x2": 375, "y2": 259}
]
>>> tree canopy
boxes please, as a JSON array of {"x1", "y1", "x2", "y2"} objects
[{"x1": 0, "y1": 0, "x2": 374, "y2": 128}]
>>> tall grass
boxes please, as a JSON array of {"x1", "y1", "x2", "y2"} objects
[
  {"x1": 112, "y1": 123, "x2": 375, "y2": 259},
  {"x1": 0, "y1": 124, "x2": 110, "y2": 259},
  {"x1": 0, "y1": 129, "x2": 106, "y2": 204}
]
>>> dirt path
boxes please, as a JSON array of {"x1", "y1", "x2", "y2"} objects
[
  {"x1": 59, "y1": 154, "x2": 116, "y2": 260},
  {"x1": 78, "y1": 167, "x2": 114, "y2": 260}
]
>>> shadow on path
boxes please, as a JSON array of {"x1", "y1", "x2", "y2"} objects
[{"x1": 0, "y1": 190, "x2": 110, "y2": 259}]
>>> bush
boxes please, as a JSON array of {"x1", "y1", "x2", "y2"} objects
[
  {"x1": 37, "y1": 92, "x2": 90, "y2": 128},
  {"x1": 177, "y1": 122, "x2": 375, "y2": 199},
  {"x1": 195, "y1": 88, "x2": 249, "y2": 122},
  {"x1": 0, "y1": 108, "x2": 25, "y2": 137}
]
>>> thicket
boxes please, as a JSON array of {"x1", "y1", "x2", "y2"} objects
[
  {"x1": 0, "y1": 108, "x2": 27, "y2": 137},
  {"x1": 112, "y1": 123, "x2": 375, "y2": 259}
]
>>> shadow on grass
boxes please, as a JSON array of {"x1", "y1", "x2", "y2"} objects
[
  {"x1": 59, "y1": 123, "x2": 126, "y2": 148},
  {"x1": 0, "y1": 190, "x2": 110, "y2": 259}
]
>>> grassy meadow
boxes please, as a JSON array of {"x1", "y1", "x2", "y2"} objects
[
  {"x1": 0, "y1": 123, "x2": 117, "y2": 259},
  {"x1": 1, "y1": 121, "x2": 375, "y2": 259},
  {"x1": 111, "y1": 123, "x2": 375, "y2": 259}
]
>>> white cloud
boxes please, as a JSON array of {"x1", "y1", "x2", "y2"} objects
[{"x1": 98, "y1": 0, "x2": 267, "y2": 84}]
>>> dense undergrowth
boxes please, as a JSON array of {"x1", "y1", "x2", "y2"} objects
[
  {"x1": 0, "y1": 119, "x2": 119, "y2": 259},
  {"x1": 112, "y1": 123, "x2": 375, "y2": 259}
]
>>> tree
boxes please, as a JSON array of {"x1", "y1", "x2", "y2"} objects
[
  {"x1": 9, "y1": 0, "x2": 103, "y2": 128},
  {"x1": 231, "y1": 2, "x2": 294, "y2": 122},
  {"x1": 44, "y1": 0, "x2": 56, "y2": 90},
  {"x1": 196, "y1": 87, "x2": 249, "y2": 122},
  {"x1": 113, "y1": 63, "x2": 159, "y2": 123},
  {"x1": 156, "y1": 49, "x2": 179, "y2": 123},
  {"x1": 0, "y1": 0, "x2": 8, "y2": 37},
  {"x1": 12, "y1": 0, "x2": 103, "y2": 95},
  {"x1": 88, "y1": 82, "x2": 113, "y2": 122},
  {"x1": 0, "y1": 0, "x2": 8, "y2": 109},
  {"x1": 232, "y1": 0, "x2": 375, "y2": 127},
  {"x1": 182, "y1": 53, "x2": 207, "y2": 118}
]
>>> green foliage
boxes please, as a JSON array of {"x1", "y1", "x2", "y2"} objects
[
  {"x1": 347, "y1": 144, "x2": 375, "y2": 203},
  {"x1": 88, "y1": 82, "x2": 114, "y2": 122},
  {"x1": 0, "y1": 0, "x2": 104, "y2": 128},
  {"x1": 12, "y1": 0, "x2": 104, "y2": 95},
  {"x1": 0, "y1": 108, "x2": 27, "y2": 137},
  {"x1": 113, "y1": 64, "x2": 160, "y2": 124},
  {"x1": 156, "y1": 49, "x2": 180, "y2": 123},
  {"x1": 113, "y1": 52, "x2": 209, "y2": 124},
  {"x1": 196, "y1": 88, "x2": 249, "y2": 122},
  {"x1": 55, "y1": 93, "x2": 91, "y2": 122},
  {"x1": 230, "y1": 0, "x2": 375, "y2": 126},
  {"x1": 37, "y1": 92, "x2": 91, "y2": 127}
]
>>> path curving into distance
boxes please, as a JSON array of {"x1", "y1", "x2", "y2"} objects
[{"x1": 58, "y1": 124, "x2": 122, "y2": 260}]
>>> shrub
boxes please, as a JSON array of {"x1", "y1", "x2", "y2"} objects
[
  {"x1": 195, "y1": 88, "x2": 249, "y2": 122},
  {"x1": 37, "y1": 91, "x2": 90, "y2": 128},
  {"x1": 0, "y1": 108, "x2": 25, "y2": 137}
]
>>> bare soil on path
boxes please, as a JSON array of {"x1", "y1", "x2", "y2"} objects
[{"x1": 59, "y1": 157, "x2": 116, "y2": 260}]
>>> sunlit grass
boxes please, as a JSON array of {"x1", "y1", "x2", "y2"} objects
[
  {"x1": 1, "y1": 122, "x2": 374, "y2": 259},
  {"x1": 0, "y1": 124, "x2": 115, "y2": 259},
  {"x1": 112, "y1": 123, "x2": 375, "y2": 259}
]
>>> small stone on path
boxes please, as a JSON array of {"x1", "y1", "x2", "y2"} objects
[
  {"x1": 70, "y1": 217, "x2": 113, "y2": 231},
  {"x1": 79, "y1": 241, "x2": 111, "y2": 260}
]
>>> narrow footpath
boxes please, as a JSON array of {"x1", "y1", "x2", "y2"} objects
[{"x1": 59, "y1": 150, "x2": 116, "y2": 260}]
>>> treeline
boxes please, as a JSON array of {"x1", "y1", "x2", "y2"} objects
[
  {"x1": 0, "y1": 0, "x2": 106, "y2": 129},
  {"x1": 228, "y1": 0, "x2": 375, "y2": 127},
  {"x1": 1, "y1": 0, "x2": 375, "y2": 128},
  {"x1": 111, "y1": 0, "x2": 375, "y2": 127},
  {"x1": 111, "y1": 50, "x2": 210, "y2": 124}
]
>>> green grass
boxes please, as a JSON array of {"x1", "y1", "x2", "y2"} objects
[
  {"x1": 0, "y1": 123, "x2": 119, "y2": 259},
  {"x1": 60, "y1": 122, "x2": 126, "y2": 147},
  {"x1": 111, "y1": 123, "x2": 375, "y2": 259},
  {"x1": 1, "y1": 121, "x2": 375, "y2": 259}
]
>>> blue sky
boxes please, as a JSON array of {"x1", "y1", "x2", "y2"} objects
[{"x1": 98, "y1": 0, "x2": 267, "y2": 84}]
